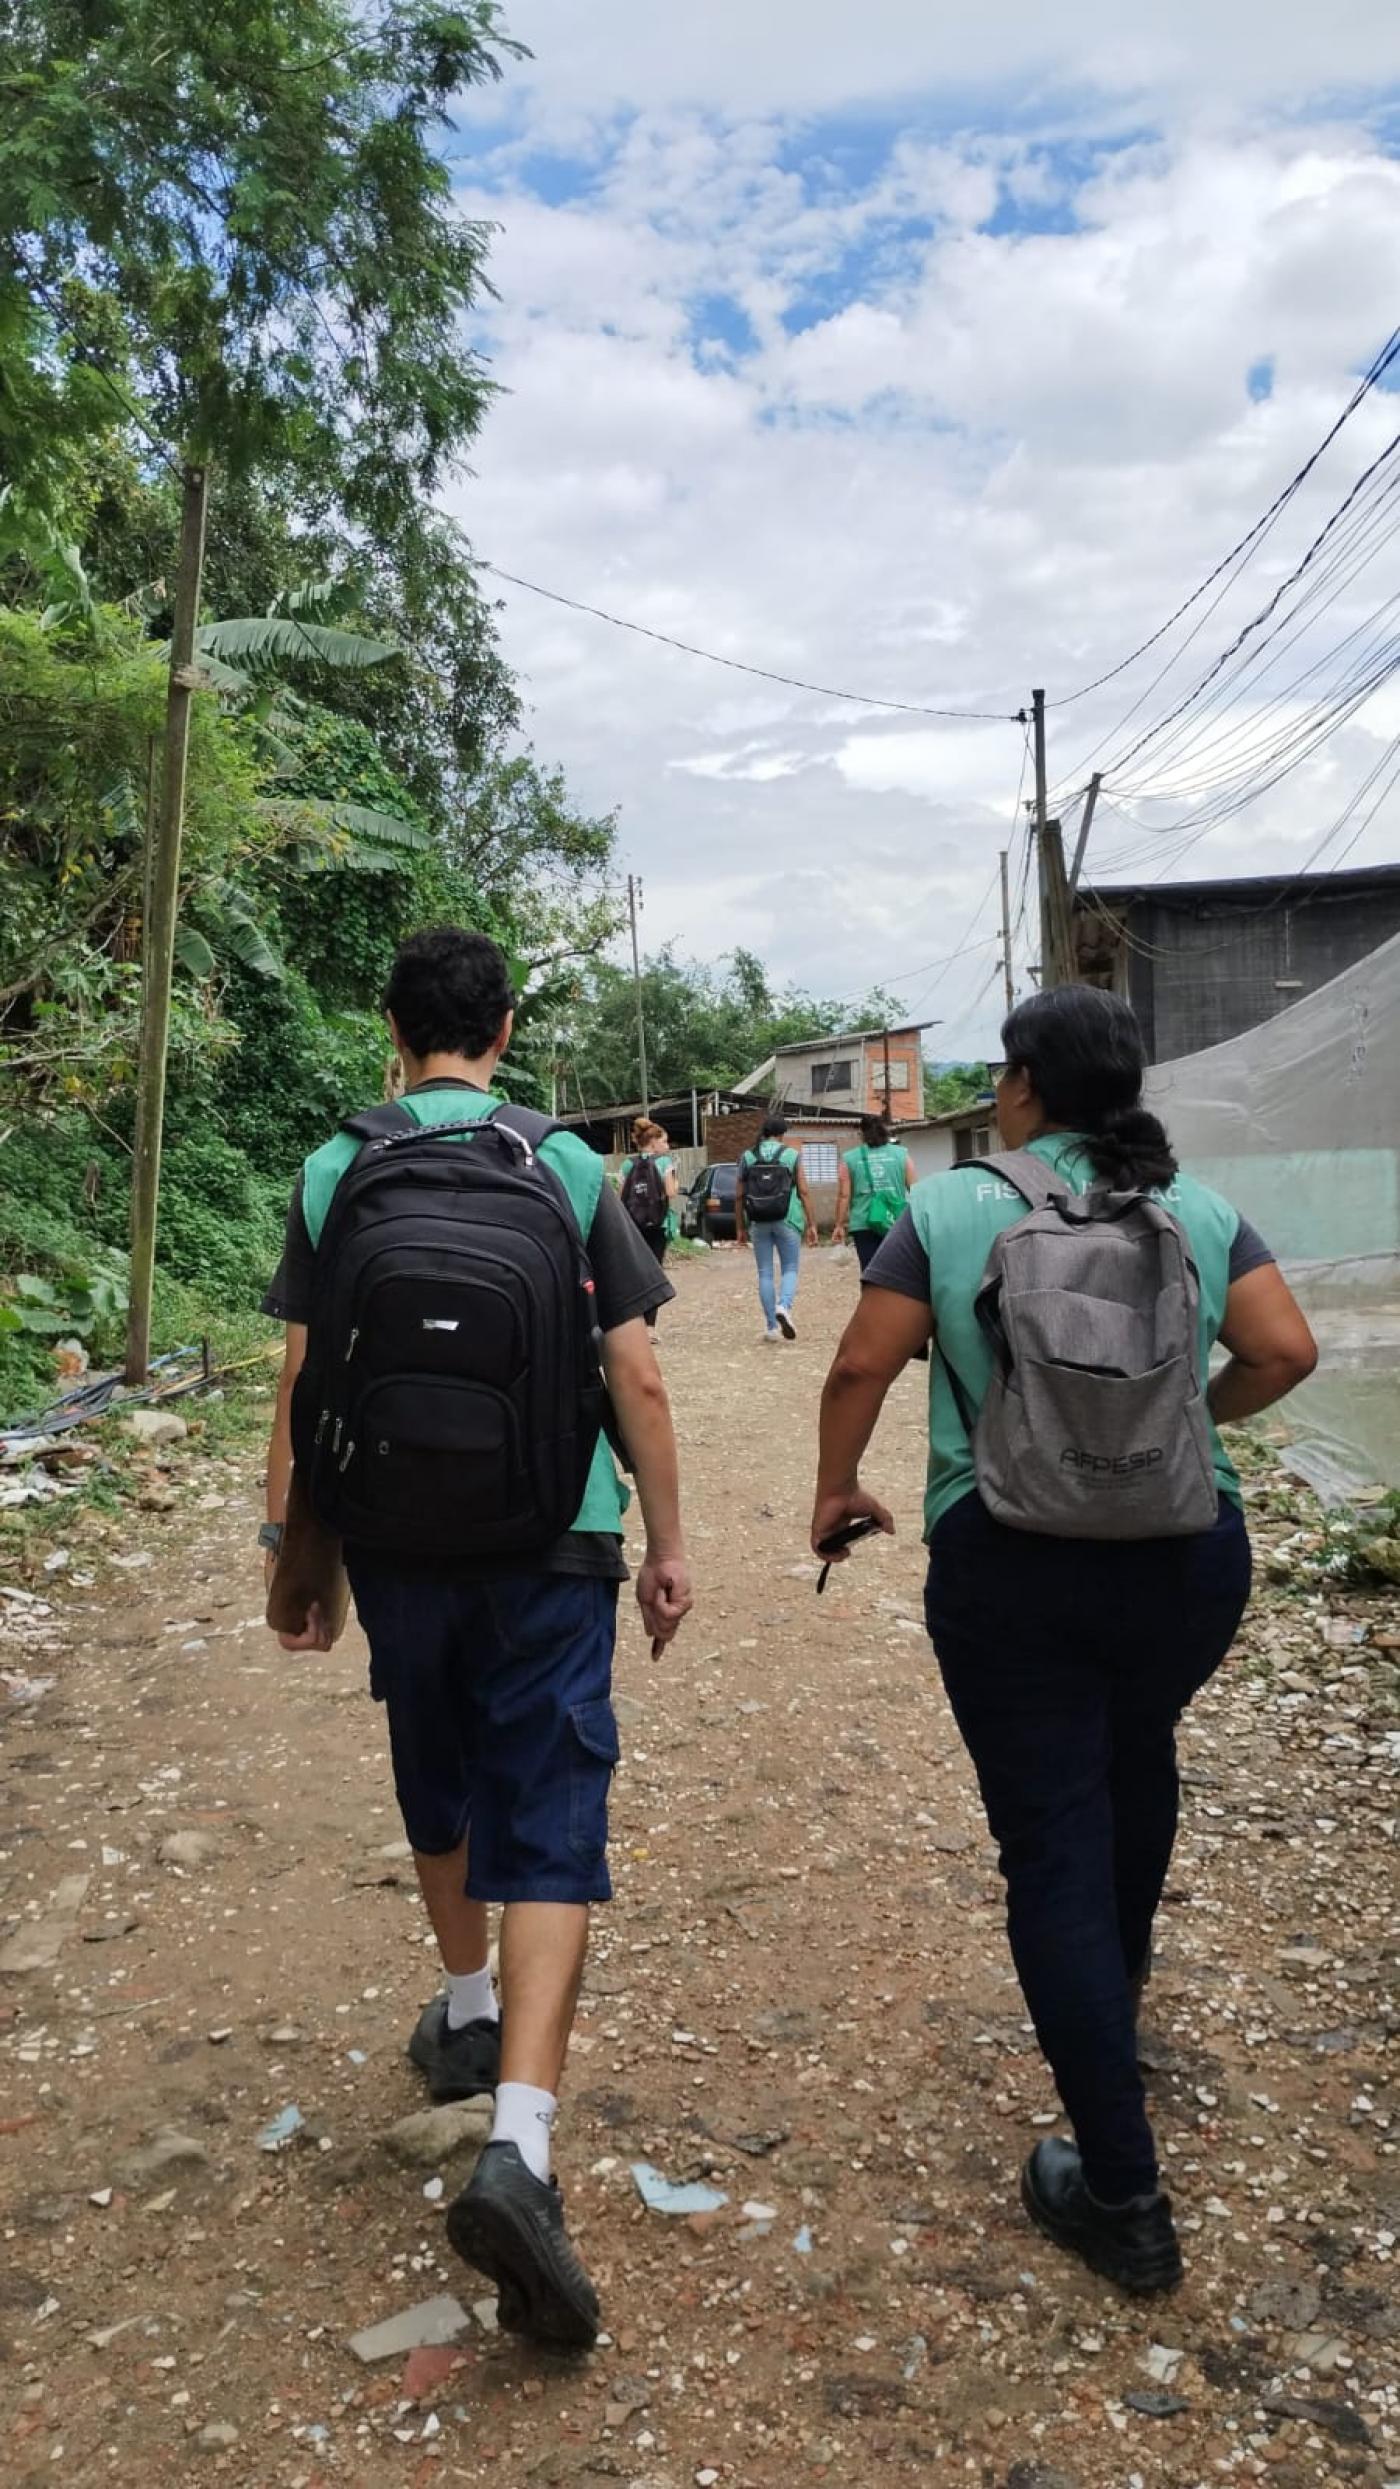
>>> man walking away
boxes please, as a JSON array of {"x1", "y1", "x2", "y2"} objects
[
  {"x1": 263, "y1": 927, "x2": 693, "y2": 2350},
  {"x1": 734, "y1": 1112, "x2": 818, "y2": 1342},
  {"x1": 833, "y1": 1113, "x2": 916, "y2": 1272}
]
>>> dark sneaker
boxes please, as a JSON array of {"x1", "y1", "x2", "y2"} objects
[
  {"x1": 776, "y1": 1306, "x2": 797, "y2": 1340},
  {"x1": 1021, "y1": 2137, "x2": 1183, "y2": 2295},
  {"x1": 446, "y1": 2141, "x2": 600, "y2": 2350},
  {"x1": 407, "y1": 1998, "x2": 501, "y2": 2103}
]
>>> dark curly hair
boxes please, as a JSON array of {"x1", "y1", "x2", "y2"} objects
[{"x1": 382, "y1": 927, "x2": 515, "y2": 1061}]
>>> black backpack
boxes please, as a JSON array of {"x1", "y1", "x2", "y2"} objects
[
  {"x1": 743, "y1": 1143, "x2": 796, "y2": 1224},
  {"x1": 620, "y1": 1152, "x2": 667, "y2": 1230},
  {"x1": 290, "y1": 1102, "x2": 607, "y2": 1560}
]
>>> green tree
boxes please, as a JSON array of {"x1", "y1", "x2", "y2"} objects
[
  {"x1": 1, "y1": 0, "x2": 524, "y2": 1373},
  {"x1": 0, "y1": 2, "x2": 521, "y2": 541},
  {"x1": 924, "y1": 1061, "x2": 992, "y2": 1115},
  {"x1": 561, "y1": 950, "x2": 911, "y2": 1108}
]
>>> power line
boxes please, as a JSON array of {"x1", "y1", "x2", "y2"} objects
[
  {"x1": 479, "y1": 563, "x2": 1026, "y2": 724},
  {"x1": 1100, "y1": 429, "x2": 1400, "y2": 787},
  {"x1": 1051, "y1": 321, "x2": 1400, "y2": 709},
  {"x1": 1078, "y1": 729, "x2": 1400, "y2": 960}
]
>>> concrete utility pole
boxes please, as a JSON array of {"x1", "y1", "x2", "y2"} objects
[
  {"x1": 125, "y1": 461, "x2": 209, "y2": 1384},
  {"x1": 1031, "y1": 686, "x2": 1075, "y2": 989},
  {"x1": 627, "y1": 872, "x2": 650, "y2": 1115},
  {"x1": 998, "y1": 847, "x2": 1015, "y2": 1012}
]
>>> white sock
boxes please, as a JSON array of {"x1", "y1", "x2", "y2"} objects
[
  {"x1": 444, "y1": 1965, "x2": 498, "y2": 2031},
  {"x1": 490, "y1": 2081, "x2": 557, "y2": 2183}
]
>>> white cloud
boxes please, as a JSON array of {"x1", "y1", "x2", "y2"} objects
[{"x1": 441, "y1": 16, "x2": 1400, "y2": 1053}]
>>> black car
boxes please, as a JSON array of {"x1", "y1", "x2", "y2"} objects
[{"x1": 679, "y1": 1161, "x2": 738, "y2": 1243}]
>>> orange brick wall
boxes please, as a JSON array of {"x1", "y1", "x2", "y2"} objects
[{"x1": 864, "y1": 1034, "x2": 923, "y2": 1120}]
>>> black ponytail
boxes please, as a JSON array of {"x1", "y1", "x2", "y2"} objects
[{"x1": 1000, "y1": 987, "x2": 1178, "y2": 1193}]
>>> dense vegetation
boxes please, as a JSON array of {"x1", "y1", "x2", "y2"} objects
[{"x1": 0, "y1": 1, "x2": 988, "y2": 1419}]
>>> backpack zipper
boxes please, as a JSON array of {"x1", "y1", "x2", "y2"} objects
[
  {"x1": 337, "y1": 1438, "x2": 355, "y2": 1473},
  {"x1": 343, "y1": 1326, "x2": 359, "y2": 1362}
]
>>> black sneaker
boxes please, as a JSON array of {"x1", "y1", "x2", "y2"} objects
[
  {"x1": 446, "y1": 2141, "x2": 600, "y2": 2350},
  {"x1": 407, "y1": 1998, "x2": 501, "y2": 2102},
  {"x1": 776, "y1": 1306, "x2": 797, "y2": 1340},
  {"x1": 1021, "y1": 2137, "x2": 1183, "y2": 2295}
]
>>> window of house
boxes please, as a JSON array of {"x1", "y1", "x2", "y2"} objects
[
  {"x1": 801, "y1": 1141, "x2": 838, "y2": 1186},
  {"x1": 878, "y1": 1060, "x2": 910, "y2": 1091},
  {"x1": 810, "y1": 1060, "x2": 852, "y2": 1093}
]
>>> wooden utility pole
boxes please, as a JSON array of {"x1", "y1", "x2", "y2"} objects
[
  {"x1": 1068, "y1": 770, "x2": 1103, "y2": 897},
  {"x1": 125, "y1": 462, "x2": 209, "y2": 1384},
  {"x1": 881, "y1": 1026, "x2": 893, "y2": 1120},
  {"x1": 627, "y1": 872, "x2": 650, "y2": 1115},
  {"x1": 998, "y1": 847, "x2": 1015, "y2": 1012},
  {"x1": 1031, "y1": 685, "x2": 1076, "y2": 988}
]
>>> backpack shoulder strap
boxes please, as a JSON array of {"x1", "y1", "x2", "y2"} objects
[
  {"x1": 488, "y1": 1101, "x2": 561, "y2": 1151},
  {"x1": 978, "y1": 1148, "x2": 1072, "y2": 1213},
  {"x1": 339, "y1": 1101, "x2": 418, "y2": 1146}
]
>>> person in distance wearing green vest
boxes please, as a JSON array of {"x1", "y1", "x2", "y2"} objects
[
  {"x1": 261, "y1": 928, "x2": 693, "y2": 2350},
  {"x1": 833, "y1": 1112, "x2": 916, "y2": 1272}
]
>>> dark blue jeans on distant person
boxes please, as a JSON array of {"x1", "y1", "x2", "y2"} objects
[{"x1": 924, "y1": 1492, "x2": 1252, "y2": 2203}]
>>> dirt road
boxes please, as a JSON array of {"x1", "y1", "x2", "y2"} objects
[{"x1": 2, "y1": 1248, "x2": 1398, "y2": 2488}]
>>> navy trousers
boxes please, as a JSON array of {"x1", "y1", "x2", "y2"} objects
[{"x1": 925, "y1": 1492, "x2": 1251, "y2": 2201}]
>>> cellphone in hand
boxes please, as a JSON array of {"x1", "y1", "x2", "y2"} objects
[{"x1": 815, "y1": 1512, "x2": 884, "y2": 1593}]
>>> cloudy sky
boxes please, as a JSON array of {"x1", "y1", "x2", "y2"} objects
[{"x1": 443, "y1": 3, "x2": 1400, "y2": 1052}]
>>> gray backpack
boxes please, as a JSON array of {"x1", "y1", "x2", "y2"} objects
[{"x1": 944, "y1": 1150, "x2": 1218, "y2": 1540}]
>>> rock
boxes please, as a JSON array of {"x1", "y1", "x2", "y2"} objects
[
  {"x1": 1123, "y1": 2391, "x2": 1189, "y2": 2417},
  {"x1": 123, "y1": 1407, "x2": 188, "y2": 1444},
  {"x1": 0, "y1": 1874, "x2": 91, "y2": 1972},
  {"x1": 1142, "y1": 2343, "x2": 1184, "y2": 2383},
  {"x1": 381, "y1": 2101, "x2": 493, "y2": 2168},
  {"x1": 347, "y1": 2294, "x2": 470, "y2": 2364},
  {"x1": 116, "y1": 2128, "x2": 211, "y2": 2186},
  {"x1": 157, "y1": 1830, "x2": 219, "y2": 1871},
  {"x1": 402, "y1": 2342, "x2": 464, "y2": 2400},
  {"x1": 1284, "y1": 2331, "x2": 1347, "y2": 2373},
  {"x1": 1250, "y1": 2278, "x2": 1322, "y2": 2330},
  {"x1": 197, "y1": 2422, "x2": 238, "y2": 2451},
  {"x1": 1261, "y1": 2394, "x2": 1371, "y2": 2448},
  {"x1": 470, "y1": 2297, "x2": 498, "y2": 2334},
  {"x1": 1004, "y1": 2470, "x2": 1081, "y2": 2489}
]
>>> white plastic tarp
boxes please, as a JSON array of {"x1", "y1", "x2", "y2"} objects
[{"x1": 1145, "y1": 927, "x2": 1400, "y2": 1485}]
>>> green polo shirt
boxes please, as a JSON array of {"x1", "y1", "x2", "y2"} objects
[{"x1": 909, "y1": 1134, "x2": 1243, "y2": 1535}]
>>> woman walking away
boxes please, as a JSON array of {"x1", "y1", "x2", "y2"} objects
[
  {"x1": 833, "y1": 1113, "x2": 916, "y2": 1271},
  {"x1": 811, "y1": 986, "x2": 1317, "y2": 2295},
  {"x1": 736, "y1": 1113, "x2": 818, "y2": 1343},
  {"x1": 619, "y1": 1119, "x2": 679, "y2": 1329}
]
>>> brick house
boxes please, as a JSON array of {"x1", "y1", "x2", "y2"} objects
[{"x1": 741, "y1": 1023, "x2": 931, "y2": 1123}]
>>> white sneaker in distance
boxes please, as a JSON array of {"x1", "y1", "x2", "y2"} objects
[{"x1": 762, "y1": 1328, "x2": 781, "y2": 1345}]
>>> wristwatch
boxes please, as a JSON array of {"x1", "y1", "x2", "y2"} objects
[{"x1": 258, "y1": 1521, "x2": 284, "y2": 1556}]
